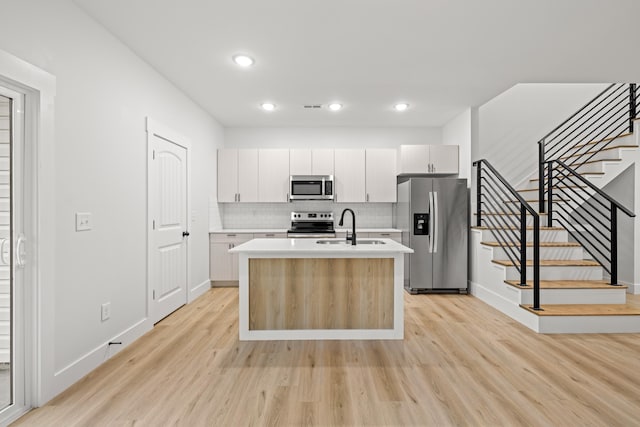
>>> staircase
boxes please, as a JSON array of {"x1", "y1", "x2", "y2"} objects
[{"x1": 470, "y1": 83, "x2": 640, "y2": 333}]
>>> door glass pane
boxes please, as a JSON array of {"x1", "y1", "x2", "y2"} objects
[{"x1": 0, "y1": 94, "x2": 12, "y2": 409}]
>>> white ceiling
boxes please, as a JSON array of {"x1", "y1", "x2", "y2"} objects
[{"x1": 74, "y1": 0, "x2": 640, "y2": 128}]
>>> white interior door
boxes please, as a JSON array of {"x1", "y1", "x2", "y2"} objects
[
  {"x1": 149, "y1": 123, "x2": 189, "y2": 324},
  {"x1": 0, "y1": 86, "x2": 27, "y2": 420}
]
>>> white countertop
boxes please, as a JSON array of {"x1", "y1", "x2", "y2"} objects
[
  {"x1": 229, "y1": 238, "x2": 413, "y2": 255},
  {"x1": 210, "y1": 228, "x2": 401, "y2": 234},
  {"x1": 209, "y1": 229, "x2": 288, "y2": 234}
]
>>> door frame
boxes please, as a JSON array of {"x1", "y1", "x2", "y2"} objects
[
  {"x1": 0, "y1": 49, "x2": 56, "y2": 419},
  {"x1": 146, "y1": 117, "x2": 191, "y2": 323}
]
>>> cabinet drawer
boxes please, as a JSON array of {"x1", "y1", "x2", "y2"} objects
[
  {"x1": 253, "y1": 232, "x2": 287, "y2": 238},
  {"x1": 210, "y1": 233, "x2": 254, "y2": 244},
  {"x1": 367, "y1": 232, "x2": 402, "y2": 243}
]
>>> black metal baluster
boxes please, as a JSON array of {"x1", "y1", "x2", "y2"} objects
[
  {"x1": 520, "y1": 206, "x2": 527, "y2": 286},
  {"x1": 611, "y1": 204, "x2": 618, "y2": 286},
  {"x1": 533, "y1": 216, "x2": 541, "y2": 311},
  {"x1": 539, "y1": 140, "x2": 545, "y2": 213},
  {"x1": 547, "y1": 162, "x2": 553, "y2": 227},
  {"x1": 476, "y1": 163, "x2": 482, "y2": 226},
  {"x1": 630, "y1": 84, "x2": 637, "y2": 133}
]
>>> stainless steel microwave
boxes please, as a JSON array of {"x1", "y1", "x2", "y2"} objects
[{"x1": 289, "y1": 175, "x2": 334, "y2": 201}]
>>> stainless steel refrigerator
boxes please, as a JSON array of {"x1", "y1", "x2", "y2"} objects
[{"x1": 394, "y1": 177, "x2": 468, "y2": 293}]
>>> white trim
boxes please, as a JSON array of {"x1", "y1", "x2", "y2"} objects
[
  {"x1": 146, "y1": 117, "x2": 192, "y2": 323},
  {"x1": 469, "y1": 280, "x2": 540, "y2": 332},
  {"x1": 189, "y1": 279, "x2": 211, "y2": 302},
  {"x1": 0, "y1": 49, "x2": 56, "y2": 412},
  {"x1": 51, "y1": 319, "x2": 151, "y2": 394}
]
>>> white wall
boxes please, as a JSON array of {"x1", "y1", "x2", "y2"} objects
[
  {"x1": 442, "y1": 109, "x2": 471, "y2": 181},
  {"x1": 476, "y1": 83, "x2": 609, "y2": 185},
  {"x1": 0, "y1": 0, "x2": 223, "y2": 402},
  {"x1": 224, "y1": 127, "x2": 441, "y2": 149},
  {"x1": 601, "y1": 165, "x2": 635, "y2": 286}
]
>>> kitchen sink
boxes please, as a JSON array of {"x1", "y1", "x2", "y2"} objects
[{"x1": 316, "y1": 239, "x2": 386, "y2": 245}]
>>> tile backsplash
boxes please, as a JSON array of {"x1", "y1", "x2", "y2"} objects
[{"x1": 214, "y1": 201, "x2": 394, "y2": 229}]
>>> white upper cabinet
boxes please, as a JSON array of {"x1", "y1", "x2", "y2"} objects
[
  {"x1": 334, "y1": 149, "x2": 366, "y2": 203},
  {"x1": 398, "y1": 145, "x2": 459, "y2": 175},
  {"x1": 366, "y1": 149, "x2": 397, "y2": 202},
  {"x1": 237, "y1": 149, "x2": 259, "y2": 202},
  {"x1": 311, "y1": 149, "x2": 334, "y2": 175},
  {"x1": 217, "y1": 149, "x2": 259, "y2": 202},
  {"x1": 217, "y1": 149, "x2": 238, "y2": 203},
  {"x1": 428, "y1": 145, "x2": 459, "y2": 174},
  {"x1": 258, "y1": 149, "x2": 290, "y2": 202},
  {"x1": 289, "y1": 149, "x2": 334, "y2": 176},
  {"x1": 289, "y1": 149, "x2": 311, "y2": 175}
]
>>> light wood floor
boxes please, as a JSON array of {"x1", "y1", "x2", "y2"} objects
[{"x1": 13, "y1": 289, "x2": 640, "y2": 426}]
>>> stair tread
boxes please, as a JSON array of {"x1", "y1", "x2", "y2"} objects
[
  {"x1": 472, "y1": 225, "x2": 563, "y2": 231},
  {"x1": 492, "y1": 259, "x2": 600, "y2": 267},
  {"x1": 504, "y1": 280, "x2": 624, "y2": 290},
  {"x1": 530, "y1": 172, "x2": 605, "y2": 182},
  {"x1": 482, "y1": 241, "x2": 580, "y2": 247},
  {"x1": 517, "y1": 185, "x2": 586, "y2": 193},
  {"x1": 520, "y1": 303, "x2": 640, "y2": 316},
  {"x1": 474, "y1": 211, "x2": 548, "y2": 215}
]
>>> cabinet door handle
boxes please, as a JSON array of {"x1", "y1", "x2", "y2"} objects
[
  {"x1": 226, "y1": 234, "x2": 236, "y2": 237},
  {"x1": 238, "y1": 193, "x2": 241, "y2": 202},
  {"x1": 266, "y1": 234, "x2": 274, "y2": 237},
  {"x1": 381, "y1": 233, "x2": 390, "y2": 236},
  {"x1": 366, "y1": 193, "x2": 369, "y2": 202}
]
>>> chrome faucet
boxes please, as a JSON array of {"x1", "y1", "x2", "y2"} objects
[{"x1": 338, "y1": 208, "x2": 357, "y2": 245}]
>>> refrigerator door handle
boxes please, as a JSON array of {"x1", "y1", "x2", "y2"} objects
[
  {"x1": 428, "y1": 191, "x2": 434, "y2": 253},
  {"x1": 433, "y1": 191, "x2": 438, "y2": 253}
]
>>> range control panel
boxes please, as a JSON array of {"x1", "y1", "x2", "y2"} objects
[{"x1": 291, "y1": 211, "x2": 334, "y2": 221}]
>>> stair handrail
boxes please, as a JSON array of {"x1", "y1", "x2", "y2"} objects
[
  {"x1": 538, "y1": 83, "x2": 638, "y2": 213},
  {"x1": 545, "y1": 159, "x2": 635, "y2": 285},
  {"x1": 473, "y1": 159, "x2": 541, "y2": 310}
]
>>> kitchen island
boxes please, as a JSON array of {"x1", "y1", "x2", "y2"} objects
[{"x1": 229, "y1": 238, "x2": 413, "y2": 341}]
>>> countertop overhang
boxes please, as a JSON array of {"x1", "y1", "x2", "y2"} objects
[{"x1": 229, "y1": 238, "x2": 413, "y2": 255}]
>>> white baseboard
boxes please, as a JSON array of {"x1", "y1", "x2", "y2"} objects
[
  {"x1": 189, "y1": 279, "x2": 211, "y2": 302},
  {"x1": 469, "y1": 280, "x2": 539, "y2": 332},
  {"x1": 51, "y1": 318, "x2": 151, "y2": 399}
]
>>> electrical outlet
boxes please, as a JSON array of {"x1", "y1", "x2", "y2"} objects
[
  {"x1": 76, "y1": 212, "x2": 92, "y2": 231},
  {"x1": 101, "y1": 302, "x2": 111, "y2": 321}
]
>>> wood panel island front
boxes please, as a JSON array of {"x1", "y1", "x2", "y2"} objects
[{"x1": 229, "y1": 238, "x2": 413, "y2": 340}]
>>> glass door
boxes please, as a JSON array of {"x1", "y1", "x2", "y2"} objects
[{"x1": 0, "y1": 86, "x2": 27, "y2": 419}]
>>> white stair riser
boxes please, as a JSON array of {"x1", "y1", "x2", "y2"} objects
[
  {"x1": 490, "y1": 246, "x2": 584, "y2": 261},
  {"x1": 476, "y1": 228, "x2": 568, "y2": 242},
  {"x1": 562, "y1": 147, "x2": 629, "y2": 163},
  {"x1": 538, "y1": 315, "x2": 640, "y2": 334},
  {"x1": 573, "y1": 161, "x2": 606, "y2": 173},
  {"x1": 503, "y1": 265, "x2": 603, "y2": 281},
  {"x1": 478, "y1": 214, "x2": 543, "y2": 227},
  {"x1": 519, "y1": 288, "x2": 626, "y2": 305}
]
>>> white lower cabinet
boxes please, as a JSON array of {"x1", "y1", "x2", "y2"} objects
[
  {"x1": 210, "y1": 232, "x2": 287, "y2": 283},
  {"x1": 210, "y1": 233, "x2": 253, "y2": 282}
]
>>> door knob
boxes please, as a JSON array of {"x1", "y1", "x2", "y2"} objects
[{"x1": 182, "y1": 231, "x2": 190, "y2": 237}]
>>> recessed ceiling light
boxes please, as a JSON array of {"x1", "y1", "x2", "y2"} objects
[
  {"x1": 232, "y1": 54, "x2": 254, "y2": 67},
  {"x1": 394, "y1": 103, "x2": 409, "y2": 111},
  {"x1": 261, "y1": 103, "x2": 276, "y2": 111},
  {"x1": 328, "y1": 103, "x2": 343, "y2": 111}
]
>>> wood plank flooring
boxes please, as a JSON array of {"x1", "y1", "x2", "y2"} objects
[{"x1": 12, "y1": 289, "x2": 640, "y2": 426}]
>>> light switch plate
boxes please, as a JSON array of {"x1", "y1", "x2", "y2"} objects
[{"x1": 76, "y1": 212, "x2": 92, "y2": 231}]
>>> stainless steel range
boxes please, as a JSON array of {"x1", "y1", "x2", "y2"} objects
[{"x1": 287, "y1": 211, "x2": 336, "y2": 238}]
